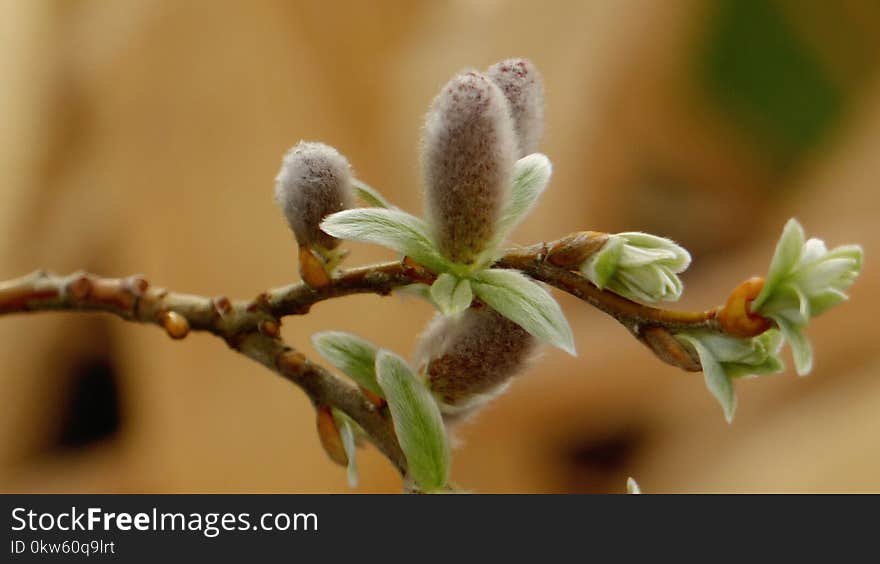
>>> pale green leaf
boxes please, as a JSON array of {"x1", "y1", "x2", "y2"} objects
[
  {"x1": 320, "y1": 208, "x2": 452, "y2": 273},
  {"x1": 333, "y1": 410, "x2": 359, "y2": 488},
  {"x1": 311, "y1": 331, "x2": 383, "y2": 398},
  {"x1": 494, "y1": 153, "x2": 552, "y2": 240},
  {"x1": 471, "y1": 269, "x2": 576, "y2": 355},
  {"x1": 588, "y1": 236, "x2": 624, "y2": 288},
  {"x1": 375, "y1": 350, "x2": 450, "y2": 490},
  {"x1": 429, "y1": 273, "x2": 473, "y2": 316},
  {"x1": 753, "y1": 218, "x2": 805, "y2": 311},
  {"x1": 352, "y1": 179, "x2": 393, "y2": 209},
  {"x1": 678, "y1": 334, "x2": 736, "y2": 423},
  {"x1": 773, "y1": 315, "x2": 813, "y2": 376}
]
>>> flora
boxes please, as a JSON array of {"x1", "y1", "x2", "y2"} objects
[{"x1": 0, "y1": 59, "x2": 862, "y2": 493}]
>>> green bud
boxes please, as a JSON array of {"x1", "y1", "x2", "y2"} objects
[
  {"x1": 581, "y1": 232, "x2": 691, "y2": 304},
  {"x1": 752, "y1": 219, "x2": 863, "y2": 375}
]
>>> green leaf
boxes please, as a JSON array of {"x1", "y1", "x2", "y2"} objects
[
  {"x1": 678, "y1": 334, "x2": 737, "y2": 423},
  {"x1": 333, "y1": 410, "x2": 359, "y2": 488},
  {"x1": 772, "y1": 315, "x2": 813, "y2": 376},
  {"x1": 753, "y1": 218, "x2": 805, "y2": 311},
  {"x1": 352, "y1": 179, "x2": 393, "y2": 209},
  {"x1": 471, "y1": 269, "x2": 576, "y2": 356},
  {"x1": 588, "y1": 236, "x2": 624, "y2": 288},
  {"x1": 320, "y1": 208, "x2": 453, "y2": 273},
  {"x1": 311, "y1": 331, "x2": 383, "y2": 398},
  {"x1": 429, "y1": 273, "x2": 473, "y2": 316},
  {"x1": 375, "y1": 350, "x2": 450, "y2": 491},
  {"x1": 494, "y1": 153, "x2": 552, "y2": 241}
]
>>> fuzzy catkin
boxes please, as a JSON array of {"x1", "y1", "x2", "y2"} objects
[
  {"x1": 487, "y1": 58, "x2": 544, "y2": 157},
  {"x1": 422, "y1": 71, "x2": 518, "y2": 264},
  {"x1": 415, "y1": 307, "x2": 536, "y2": 413},
  {"x1": 274, "y1": 141, "x2": 354, "y2": 250}
]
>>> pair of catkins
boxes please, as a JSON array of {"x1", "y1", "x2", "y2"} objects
[{"x1": 274, "y1": 59, "x2": 543, "y2": 417}]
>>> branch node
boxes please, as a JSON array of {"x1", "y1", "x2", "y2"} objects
[
  {"x1": 361, "y1": 386, "x2": 386, "y2": 408},
  {"x1": 276, "y1": 349, "x2": 308, "y2": 375},
  {"x1": 258, "y1": 319, "x2": 281, "y2": 338},
  {"x1": 546, "y1": 231, "x2": 608, "y2": 268},
  {"x1": 66, "y1": 273, "x2": 92, "y2": 301},
  {"x1": 246, "y1": 292, "x2": 270, "y2": 313},
  {"x1": 401, "y1": 256, "x2": 436, "y2": 284},
  {"x1": 124, "y1": 275, "x2": 149, "y2": 297},
  {"x1": 212, "y1": 296, "x2": 233, "y2": 317}
]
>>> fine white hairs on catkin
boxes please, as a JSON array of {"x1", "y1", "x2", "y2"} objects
[
  {"x1": 414, "y1": 306, "x2": 537, "y2": 415},
  {"x1": 422, "y1": 70, "x2": 518, "y2": 264},
  {"x1": 487, "y1": 58, "x2": 545, "y2": 157},
  {"x1": 274, "y1": 141, "x2": 354, "y2": 250}
]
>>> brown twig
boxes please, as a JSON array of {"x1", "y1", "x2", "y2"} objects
[{"x1": 0, "y1": 232, "x2": 745, "y2": 476}]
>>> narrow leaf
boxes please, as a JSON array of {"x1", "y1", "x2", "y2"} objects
[
  {"x1": 334, "y1": 411, "x2": 359, "y2": 488},
  {"x1": 678, "y1": 334, "x2": 737, "y2": 423},
  {"x1": 321, "y1": 208, "x2": 452, "y2": 273},
  {"x1": 773, "y1": 315, "x2": 813, "y2": 376},
  {"x1": 753, "y1": 218, "x2": 805, "y2": 311},
  {"x1": 471, "y1": 269, "x2": 576, "y2": 355},
  {"x1": 375, "y1": 350, "x2": 450, "y2": 490},
  {"x1": 352, "y1": 179, "x2": 393, "y2": 209},
  {"x1": 312, "y1": 331, "x2": 383, "y2": 398},
  {"x1": 494, "y1": 153, "x2": 552, "y2": 240}
]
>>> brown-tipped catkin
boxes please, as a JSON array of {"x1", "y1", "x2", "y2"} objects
[
  {"x1": 414, "y1": 306, "x2": 536, "y2": 414},
  {"x1": 274, "y1": 141, "x2": 354, "y2": 251},
  {"x1": 422, "y1": 71, "x2": 518, "y2": 264},
  {"x1": 487, "y1": 58, "x2": 544, "y2": 157}
]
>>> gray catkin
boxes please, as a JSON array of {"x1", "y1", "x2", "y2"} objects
[
  {"x1": 422, "y1": 71, "x2": 518, "y2": 264},
  {"x1": 487, "y1": 58, "x2": 544, "y2": 157},
  {"x1": 274, "y1": 141, "x2": 354, "y2": 250},
  {"x1": 414, "y1": 307, "x2": 536, "y2": 413}
]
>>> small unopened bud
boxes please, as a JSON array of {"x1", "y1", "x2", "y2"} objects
[
  {"x1": 422, "y1": 71, "x2": 518, "y2": 264},
  {"x1": 274, "y1": 141, "x2": 355, "y2": 252},
  {"x1": 316, "y1": 405, "x2": 348, "y2": 466},
  {"x1": 414, "y1": 307, "x2": 536, "y2": 414},
  {"x1": 298, "y1": 245, "x2": 332, "y2": 289},
  {"x1": 487, "y1": 58, "x2": 544, "y2": 156},
  {"x1": 160, "y1": 310, "x2": 190, "y2": 340}
]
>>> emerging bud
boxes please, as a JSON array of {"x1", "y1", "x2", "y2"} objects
[
  {"x1": 487, "y1": 58, "x2": 544, "y2": 156},
  {"x1": 581, "y1": 232, "x2": 691, "y2": 304},
  {"x1": 414, "y1": 306, "x2": 536, "y2": 415},
  {"x1": 750, "y1": 218, "x2": 863, "y2": 375},
  {"x1": 422, "y1": 71, "x2": 518, "y2": 264},
  {"x1": 274, "y1": 141, "x2": 355, "y2": 252}
]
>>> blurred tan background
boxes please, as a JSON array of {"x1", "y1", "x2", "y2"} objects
[{"x1": 0, "y1": 0, "x2": 878, "y2": 493}]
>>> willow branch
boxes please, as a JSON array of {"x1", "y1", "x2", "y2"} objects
[
  {"x1": 0, "y1": 232, "x2": 738, "y2": 473},
  {"x1": 0, "y1": 269, "x2": 407, "y2": 473}
]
